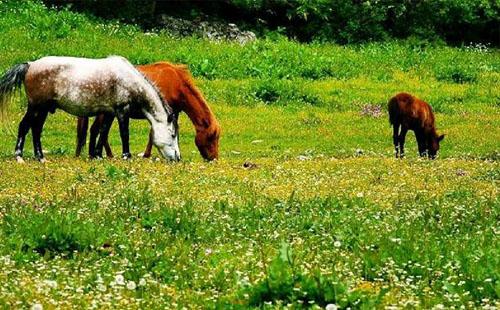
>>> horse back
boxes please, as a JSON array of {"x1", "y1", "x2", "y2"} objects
[
  {"x1": 388, "y1": 92, "x2": 435, "y2": 130},
  {"x1": 24, "y1": 56, "x2": 146, "y2": 115},
  {"x1": 137, "y1": 62, "x2": 185, "y2": 106}
]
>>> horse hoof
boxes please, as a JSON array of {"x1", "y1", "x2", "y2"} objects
[
  {"x1": 122, "y1": 153, "x2": 132, "y2": 160},
  {"x1": 39, "y1": 158, "x2": 47, "y2": 164},
  {"x1": 137, "y1": 152, "x2": 144, "y2": 157},
  {"x1": 15, "y1": 156, "x2": 25, "y2": 164}
]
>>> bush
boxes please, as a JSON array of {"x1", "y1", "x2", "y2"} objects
[{"x1": 229, "y1": 0, "x2": 500, "y2": 45}]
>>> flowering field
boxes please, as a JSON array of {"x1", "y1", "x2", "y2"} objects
[
  {"x1": 0, "y1": 104, "x2": 498, "y2": 308},
  {"x1": 0, "y1": 1, "x2": 499, "y2": 308}
]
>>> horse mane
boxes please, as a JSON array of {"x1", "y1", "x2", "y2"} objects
[
  {"x1": 140, "y1": 73, "x2": 173, "y2": 114},
  {"x1": 160, "y1": 62, "x2": 218, "y2": 129},
  {"x1": 110, "y1": 56, "x2": 171, "y2": 115}
]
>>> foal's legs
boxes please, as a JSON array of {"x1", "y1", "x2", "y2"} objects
[
  {"x1": 94, "y1": 113, "x2": 114, "y2": 159},
  {"x1": 398, "y1": 126, "x2": 408, "y2": 158},
  {"x1": 116, "y1": 112, "x2": 131, "y2": 159},
  {"x1": 392, "y1": 123, "x2": 400, "y2": 158},
  {"x1": 76, "y1": 117, "x2": 89, "y2": 157},
  {"x1": 415, "y1": 130, "x2": 427, "y2": 157},
  {"x1": 14, "y1": 106, "x2": 35, "y2": 162},
  {"x1": 31, "y1": 109, "x2": 49, "y2": 162}
]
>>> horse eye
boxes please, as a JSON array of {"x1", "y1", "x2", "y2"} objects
[{"x1": 167, "y1": 114, "x2": 174, "y2": 123}]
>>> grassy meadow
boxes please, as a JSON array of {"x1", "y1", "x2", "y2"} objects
[{"x1": 0, "y1": 1, "x2": 499, "y2": 308}]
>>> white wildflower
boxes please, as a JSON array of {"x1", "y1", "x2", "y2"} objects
[
  {"x1": 126, "y1": 281, "x2": 137, "y2": 290},
  {"x1": 325, "y1": 304, "x2": 338, "y2": 310},
  {"x1": 31, "y1": 304, "x2": 43, "y2": 310},
  {"x1": 97, "y1": 284, "x2": 106, "y2": 292},
  {"x1": 44, "y1": 280, "x2": 57, "y2": 289},
  {"x1": 115, "y1": 274, "x2": 125, "y2": 285}
]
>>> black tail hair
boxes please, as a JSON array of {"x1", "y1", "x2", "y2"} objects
[
  {"x1": 387, "y1": 96, "x2": 398, "y2": 125},
  {"x1": 0, "y1": 63, "x2": 29, "y2": 115}
]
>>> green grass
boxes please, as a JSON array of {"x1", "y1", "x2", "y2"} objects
[{"x1": 0, "y1": 1, "x2": 499, "y2": 308}]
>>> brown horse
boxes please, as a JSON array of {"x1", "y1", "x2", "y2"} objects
[
  {"x1": 388, "y1": 92, "x2": 444, "y2": 159},
  {"x1": 76, "y1": 62, "x2": 220, "y2": 160}
]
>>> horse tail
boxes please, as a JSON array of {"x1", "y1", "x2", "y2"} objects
[
  {"x1": 388, "y1": 96, "x2": 399, "y2": 125},
  {"x1": 0, "y1": 63, "x2": 30, "y2": 115}
]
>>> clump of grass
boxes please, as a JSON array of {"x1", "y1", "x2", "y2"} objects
[
  {"x1": 1, "y1": 208, "x2": 105, "y2": 259},
  {"x1": 252, "y1": 79, "x2": 322, "y2": 106},
  {"x1": 435, "y1": 64, "x2": 478, "y2": 84},
  {"x1": 139, "y1": 201, "x2": 200, "y2": 240},
  {"x1": 235, "y1": 242, "x2": 386, "y2": 307}
]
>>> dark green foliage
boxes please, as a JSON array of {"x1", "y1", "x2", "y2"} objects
[
  {"x1": 139, "y1": 202, "x2": 200, "y2": 240},
  {"x1": 44, "y1": 0, "x2": 156, "y2": 25},
  {"x1": 240, "y1": 242, "x2": 386, "y2": 307},
  {"x1": 1, "y1": 208, "x2": 104, "y2": 258},
  {"x1": 229, "y1": 0, "x2": 500, "y2": 45},
  {"x1": 253, "y1": 79, "x2": 322, "y2": 106},
  {"x1": 37, "y1": 0, "x2": 500, "y2": 44},
  {"x1": 435, "y1": 66, "x2": 479, "y2": 84}
]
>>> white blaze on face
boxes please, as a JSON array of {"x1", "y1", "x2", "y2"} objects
[
  {"x1": 155, "y1": 122, "x2": 180, "y2": 161},
  {"x1": 143, "y1": 109, "x2": 180, "y2": 161}
]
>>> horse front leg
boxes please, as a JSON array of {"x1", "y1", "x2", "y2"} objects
[
  {"x1": 116, "y1": 111, "x2": 131, "y2": 160},
  {"x1": 416, "y1": 131, "x2": 427, "y2": 157},
  {"x1": 14, "y1": 106, "x2": 35, "y2": 163},
  {"x1": 94, "y1": 113, "x2": 114, "y2": 159},
  {"x1": 76, "y1": 117, "x2": 89, "y2": 157},
  {"x1": 398, "y1": 127, "x2": 408, "y2": 158},
  {"x1": 141, "y1": 129, "x2": 154, "y2": 158},
  {"x1": 31, "y1": 109, "x2": 49, "y2": 163}
]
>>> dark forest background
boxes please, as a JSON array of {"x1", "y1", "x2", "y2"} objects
[{"x1": 41, "y1": 0, "x2": 500, "y2": 45}]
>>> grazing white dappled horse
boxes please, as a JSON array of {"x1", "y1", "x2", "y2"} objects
[{"x1": 0, "y1": 56, "x2": 180, "y2": 162}]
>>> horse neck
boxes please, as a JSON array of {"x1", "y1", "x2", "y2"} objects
[
  {"x1": 141, "y1": 81, "x2": 169, "y2": 123},
  {"x1": 181, "y1": 83, "x2": 217, "y2": 133}
]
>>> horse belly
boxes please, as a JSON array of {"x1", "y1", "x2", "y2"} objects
[{"x1": 57, "y1": 98, "x2": 115, "y2": 117}]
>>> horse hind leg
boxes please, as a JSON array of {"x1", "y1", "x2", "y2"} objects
[
  {"x1": 116, "y1": 111, "x2": 131, "y2": 160},
  {"x1": 89, "y1": 114, "x2": 114, "y2": 158},
  {"x1": 94, "y1": 113, "x2": 114, "y2": 159},
  {"x1": 76, "y1": 117, "x2": 89, "y2": 157},
  {"x1": 31, "y1": 109, "x2": 49, "y2": 162},
  {"x1": 14, "y1": 106, "x2": 35, "y2": 163},
  {"x1": 398, "y1": 127, "x2": 408, "y2": 158},
  {"x1": 392, "y1": 123, "x2": 400, "y2": 158},
  {"x1": 89, "y1": 116, "x2": 100, "y2": 158}
]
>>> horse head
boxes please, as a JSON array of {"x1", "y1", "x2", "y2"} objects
[
  {"x1": 154, "y1": 110, "x2": 181, "y2": 161},
  {"x1": 195, "y1": 120, "x2": 220, "y2": 161},
  {"x1": 428, "y1": 133, "x2": 445, "y2": 159}
]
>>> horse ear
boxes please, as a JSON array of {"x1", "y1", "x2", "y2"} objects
[{"x1": 438, "y1": 134, "x2": 445, "y2": 142}]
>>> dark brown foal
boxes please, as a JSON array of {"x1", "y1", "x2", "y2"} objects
[{"x1": 388, "y1": 92, "x2": 444, "y2": 159}]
